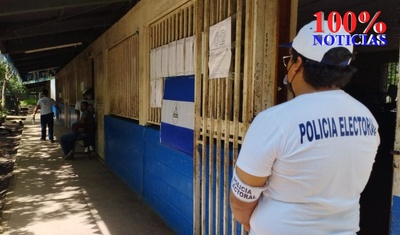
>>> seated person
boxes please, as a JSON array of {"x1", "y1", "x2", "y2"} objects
[
  {"x1": 75, "y1": 88, "x2": 94, "y2": 120},
  {"x1": 60, "y1": 101, "x2": 94, "y2": 160},
  {"x1": 75, "y1": 88, "x2": 95, "y2": 151}
]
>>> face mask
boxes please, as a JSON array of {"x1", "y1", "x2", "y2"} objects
[
  {"x1": 283, "y1": 74, "x2": 288, "y2": 85},
  {"x1": 283, "y1": 75, "x2": 296, "y2": 97},
  {"x1": 283, "y1": 65, "x2": 296, "y2": 97}
]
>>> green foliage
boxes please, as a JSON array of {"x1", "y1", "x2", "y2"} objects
[
  {"x1": 7, "y1": 74, "x2": 26, "y2": 96},
  {"x1": 0, "y1": 57, "x2": 33, "y2": 115},
  {"x1": 0, "y1": 105, "x2": 6, "y2": 117},
  {"x1": 0, "y1": 61, "x2": 6, "y2": 79},
  {"x1": 387, "y1": 62, "x2": 399, "y2": 87},
  {"x1": 20, "y1": 98, "x2": 37, "y2": 107},
  {"x1": 1, "y1": 56, "x2": 28, "y2": 98}
]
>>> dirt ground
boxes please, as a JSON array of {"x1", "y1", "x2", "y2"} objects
[{"x1": 0, "y1": 116, "x2": 25, "y2": 220}]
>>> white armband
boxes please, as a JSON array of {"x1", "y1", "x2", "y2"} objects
[{"x1": 231, "y1": 169, "x2": 267, "y2": 203}]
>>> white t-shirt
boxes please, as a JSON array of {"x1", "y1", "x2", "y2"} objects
[
  {"x1": 236, "y1": 90, "x2": 380, "y2": 235},
  {"x1": 36, "y1": 97, "x2": 57, "y2": 115}
]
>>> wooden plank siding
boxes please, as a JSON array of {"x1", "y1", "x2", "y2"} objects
[
  {"x1": 107, "y1": 33, "x2": 140, "y2": 120},
  {"x1": 54, "y1": 0, "x2": 297, "y2": 233},
  {"x1": 193, "y1": 0, "x2": 296, "y2": 234},
  {"x1": 148, "y1": 1, "x2": 195, "y2": 124}
]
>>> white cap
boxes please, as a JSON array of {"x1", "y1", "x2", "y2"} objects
[{"x1": 292, "y1": 20, "x2": 353, "y2": 65}]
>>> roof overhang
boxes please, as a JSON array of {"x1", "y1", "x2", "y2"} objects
[{"x1": 0, "y1": 0, "x2": 139, "y2": 81}]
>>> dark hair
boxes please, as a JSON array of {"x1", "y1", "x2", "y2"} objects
[
  {"x1": 42, "y1": 89, "x2": 49, "y2": 96},
  {"x1": 81, "y1": 101, "x2": 89, "y2": 106},
  {"x1": 292, "y1": 48, "x2": 357, "y2": 88},
  {"x1": 83, "y1": 88, "x2": 93, "y2": 96}
]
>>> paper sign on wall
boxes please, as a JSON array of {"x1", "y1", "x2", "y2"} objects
[{"x1": 209, "y1": 17, "x2": 232, "y2": 79}]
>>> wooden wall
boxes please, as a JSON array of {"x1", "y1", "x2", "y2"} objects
[
  {"x1": 56, "y1": 0, "x2": 194, "y2": 158},
  {"x1": 54, "y1": 0, "x2": 297, "y2": 233}
]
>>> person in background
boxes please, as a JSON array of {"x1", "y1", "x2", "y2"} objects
[
  {"x1": 32, "y1": 88, "x2": 60, "y2": 143},
  {"x1": 229, "y1": 20, "x2": 380, "y2": 235},
  {"x1": 60, "y1": 101, "x2": 94, "y2": 160},
  {"x1": 75, "y1": 88, "x2": 94, "y2": 120},
  {"x1": 75, "y1": 88, "x2": 95, "y2": 151}
]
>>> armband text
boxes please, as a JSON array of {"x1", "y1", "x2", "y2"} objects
[{"x1": 230, "y1": 169, "x2": 267, "y2": 203}]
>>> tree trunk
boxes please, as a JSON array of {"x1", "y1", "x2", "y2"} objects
[
  {"x1": 15, "y1": 96, "x2": 20, "y2": 115},
  {"x1": 1, "y1": 64, "x2": 11, "y2": 110},
  {"x1": 1, "y1": 78, "x2": 6, "y2": 109}
]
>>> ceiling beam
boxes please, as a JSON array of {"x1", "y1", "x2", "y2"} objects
[
  {"x1": 15, "y1": 56, "x2": 74, "y2": 75},
  {"x1": 3, "y1": 31, "x2": 96, "y2": 53},
  {"x1": 16, "y1": 54, "x2": 74, "y2": 66},
  {"x1": 10, "y1": 47, "x2": 85, "y2": 62},
  {"x1": 0, "y1": 0, "x2": 131, "y2": 16},
  {"x1": 0, "y1": 15, "x2": 116, "y2": 41}
]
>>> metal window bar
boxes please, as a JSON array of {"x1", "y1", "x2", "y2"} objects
[
  {"x1": 107, "y1": 34, "x2": 139, "y2": 120},
  {"x1": 194, "y1": 0, "x2": 252, "y2": 234},
  {"x1": 148, "y1": 2, "x2": 196, "y2": 125}
]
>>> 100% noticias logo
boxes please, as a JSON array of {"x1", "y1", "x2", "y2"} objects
[{"x1": 313, "y1": 11, "x2": 387, "y2": 46}]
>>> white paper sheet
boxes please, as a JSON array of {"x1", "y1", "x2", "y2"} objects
[
  {"x1": 168, "y1": 41, "x2": 177, "y2": 76},
  {"x1": 150, "y1": 78, "x2": 164, "y2": 107},
  {"x1": 176, "y1": 39, "x2": 185, "y2": 75},
  {"x1": 209, "y1": 17, "x2": 232, "y2": 79},
  {"x1": 155, "y1": 47, "x2": 162, "y2": 78},
  {"x1": 161, "y1": 45, "x2": 169, "y2": 77},
  {"x1": 184, "y1": 36, "x2": 195, "y2": 75}
]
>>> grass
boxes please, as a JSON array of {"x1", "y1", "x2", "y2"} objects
[{"x1": 20, "y1": 98, "x2": 37, "y2": 107}]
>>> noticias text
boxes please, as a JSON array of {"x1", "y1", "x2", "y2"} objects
[{"x1": 313, "y1": 34, "x2": 387, "y2": 46}]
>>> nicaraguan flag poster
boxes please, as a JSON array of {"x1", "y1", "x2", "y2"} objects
[{"x1": 161, "y1": 75, "x2": 194, "y2": 155}]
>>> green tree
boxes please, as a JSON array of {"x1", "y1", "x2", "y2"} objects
[
  {"x1": 0, "y1": 59, "x2": 24, "y2": 114},
  {"x1": 7, "y1": 73, "x2": 26, "y2": 114},
  {"x1": 0, "y1": 61, "x2": 7, "y2": 111}
]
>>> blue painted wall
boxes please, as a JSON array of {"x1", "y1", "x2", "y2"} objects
[
  {"x1": 59, "y1": 108, "x2": 394, "y2": 234},
  {"x1": 392, "y1": 196, "x2": 400, "y2": 235},
  {"x1": 104, "y1": 115, "x2": 193, "y2": 235}
]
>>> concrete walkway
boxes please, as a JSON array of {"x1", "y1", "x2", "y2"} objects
[{"x1": 1, "y1": 116, "x2": 175, "y2": 235}]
